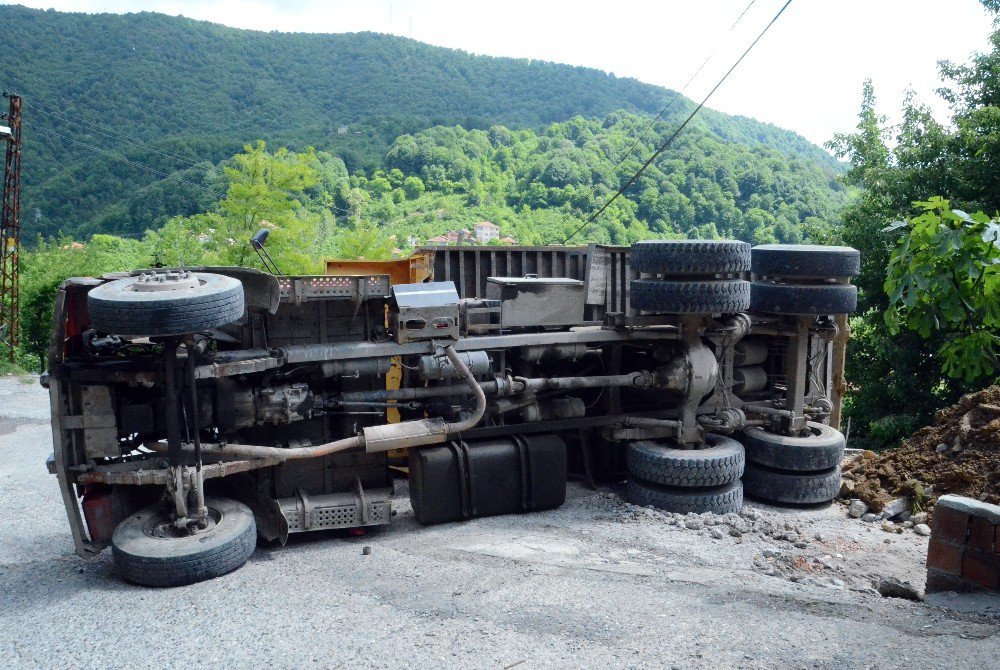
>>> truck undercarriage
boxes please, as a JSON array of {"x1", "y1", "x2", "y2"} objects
[{"x1": 45, "y1": 241, "x2": 859, "y2": 586}]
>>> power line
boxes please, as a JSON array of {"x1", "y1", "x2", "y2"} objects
[
  {"x1": 564, "y1": 0, "x2": 793, "y2": 244},
  {"x1": 23, "y1": 99, "x2": 208, "y2": 169},
  {"x1": 598, "y1": 0, "x2": 758, "y2": 190},
  {"x1": 26, "y1": 98, "x2": 357, "y2": 216},
  {"x1": 32, "y1": 125, "x2": 220, "y2": 197}
]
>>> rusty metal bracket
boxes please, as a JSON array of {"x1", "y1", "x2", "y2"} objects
[{"x1": 351, "y1": 476, "x2": 371, "y2": 525}]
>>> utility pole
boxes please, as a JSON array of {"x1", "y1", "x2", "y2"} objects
[{"x1": 0, "y1": 92, "x2": 22, "y2": 363}]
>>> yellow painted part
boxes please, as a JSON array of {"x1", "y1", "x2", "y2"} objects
[
  {"x1": 324, "y1": 253, "x2": 432, "y2": 285},
  {"x1": 386, "y1": 356, "x2": 407, "y2": 460},
  {"x1": 386, "y1": 356, "x2": 402, "y2": 425},
  {"x1": 326, "y1": 254, "x2": 430, "y2": 462}
]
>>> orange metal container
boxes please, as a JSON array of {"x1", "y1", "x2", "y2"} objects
[{"x1": 324, "y1": 253, "x2": 432, "y2": 286}]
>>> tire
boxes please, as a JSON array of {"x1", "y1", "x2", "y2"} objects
[
  {"x1": 742, "y1": 462, "x2": 841, "y2": 505},
  {"x1": 112, "y1": 496, "x2": 257, "y2": 587},
  {"x1": 741, "y1": 423, "x2": 845, "y2": 472},
  {"x1": 630, "y1": 240, "x2": 751, "y2": 275},
  {"x1": 88, "y1": 271, "x2": 245, "y2": 337},
  {"x1": 626, "y1": 479, "x2": 743, "y2": 515},
  {"x1": 627, "y1": 434, "x2": 744, "y2": 487},
  {"x1": 630, "y1": 279, "x2": 750, "y2": 314},
  {"x1": 749, "y1": 281, "x2": 857, "y2": 315},
  {"x1": 751, "y1": 244, "x2": 860, "y2": 278}
]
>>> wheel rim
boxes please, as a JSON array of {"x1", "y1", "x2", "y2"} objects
[
  {"x1": 130, "y1": 270, "x2": 202, "y2": 293},
  {"x1": 140, "y1": 505, "x2": 222, "y2": 540}
]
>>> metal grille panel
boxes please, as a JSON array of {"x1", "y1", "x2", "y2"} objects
[{"x1": 279, "y1": 488, "x2": 391, "y2": 533}]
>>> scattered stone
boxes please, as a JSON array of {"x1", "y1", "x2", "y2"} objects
[
  {"x1": 362, "y1": 546, "x2": 372, "y2": 556},
  {"x1": 883, "y1": 497, "x2": 911, "y2": 519},
  {"x1": 861, "y1": 513, "x2": 879, "y2": 523},
  {"x1": 877, "y1": 576, "x2": 923, "y2": 601},
  {"x1": 897, "y1": 511, "x2": 912, "y2": 522},
  {"x1": 902, "y1": 521, "x2": 914, "y2": 528},
  {"x1": 762, "y1": 547, "x2": 782, "y2": 559},
  {"x1": 840, "y1": 479, "x2": 856, "y2": 496},
  {"x1": 729, "y1": 528, "x2": 743, "y2": 538},
  {"x1": 826, "y1": 578, "x2": 845, "y2": 589},
  {"x1": 710, "y1": 527, "x2": 726, "y2": 540},
  {"x1": 913, "y1": 523, "x2": 931, "y2": 536},
  {"x1": 814, "y1": 533, "x2": 825, "y2": 542},
  {"x1": 724, "y1": 516, "x2": 749, "y2": 534},
  {"x1": 684, "y1": 519, "x2": 704, "y2": 531},
  {"x1": 881, "y1": 521, "x2": 896, "y2": 533},
  {"x1": 848, "y1": 500, "x2": 868, "y2": 518},
  {"x1": 935, "y1": 443, "x2": 949, "y2": 453},
  {"x1": 794, "y1": 541, "x2": 809, "y2": 549},
  {"x1": 911, "y1": 512, "x2": 928, "y2": 525}
]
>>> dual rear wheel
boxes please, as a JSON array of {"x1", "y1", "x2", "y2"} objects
[
  {"x1": 624, "y1": 423, "x2": 846, "y2": 514},
  {"x1": 625, "y1": 434, "x2": 745, "y2": 514},
  {"x1": 629, "y1": 240, "x2": 751, "y2": 314},
  {"x1": 740, "y1": 423, "x2": 845, "y2": 505}
]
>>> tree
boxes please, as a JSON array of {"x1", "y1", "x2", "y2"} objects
[
  {"x1": 402, "y1": 176, "x2": 425, "y2": 200},
  {"x1": 333, "y1": 221, "x2": 395, "y2": 260},
  {"x1": 826, "y1": 1, "x2": 1000, "y2": 447},
  {"x1": 884, "y1": 197, "x2": 1000, "y2": 382},
  {"x1": 199, "y1": 141, "x2": 321, "y2": 273}
]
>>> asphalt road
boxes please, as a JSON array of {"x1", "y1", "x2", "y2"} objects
[{"x1": 0, "y1": 376, "x2": 997, "y2": 670}]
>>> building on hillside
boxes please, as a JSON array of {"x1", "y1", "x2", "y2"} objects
[
  {"x1": 426, "y1": 228, "x2": 478, "y2": 245},
  {"x1": 427, "y1": 230, "x2": 459, "y2": 245},
  {"x1": 500, "y1": 236, "x2": 517, "y2": 245},
  {"x1": 474, "y1": 221, "x2": 500, "y2": 244}
]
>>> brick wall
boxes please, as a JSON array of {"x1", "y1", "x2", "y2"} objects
[{"x1": 926, "y1": 494, "x2": 1000, "y2": 593}]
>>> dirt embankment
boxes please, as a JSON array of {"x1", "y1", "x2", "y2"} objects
[{"x1": 842, "y1": 386, "x2": 1000, "y2": 512}]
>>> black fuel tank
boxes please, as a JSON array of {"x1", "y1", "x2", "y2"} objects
[{"x1": 408, "y1": 434, "x2": 567, "y2": 525}]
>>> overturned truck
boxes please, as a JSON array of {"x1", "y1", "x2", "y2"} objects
[{"x1": 45, "y1": 241, "x2": 859, "y2": 586}]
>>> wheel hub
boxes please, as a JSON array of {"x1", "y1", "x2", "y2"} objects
[
  {"x1": 131, "y1": 270, "x2": 202, "y2": 292},
  {"x1": 146, "y1": 506, "x2": 220, "y2": 538}
]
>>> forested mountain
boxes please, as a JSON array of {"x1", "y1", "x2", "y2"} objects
[
  {"x1": 0, "y1": 5, "x2": 843, "y2": 241},
  {"x1": 355, "y1": 114, "x2": 845, "y2": 245}
]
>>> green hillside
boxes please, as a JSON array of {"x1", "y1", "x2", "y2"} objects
[{"x1": 0, "y1": 5, "x2": 844, "y2": 241}]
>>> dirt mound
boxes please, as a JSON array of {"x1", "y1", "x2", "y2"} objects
[{"x1": 841, "y1": 386, "x2": 1000, "y2": 512}]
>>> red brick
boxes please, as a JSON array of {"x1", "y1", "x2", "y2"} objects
[
  {"x1": 961, "y1": 550, "x2": 1000, "y2": 591},
  {"x1": 969, "y1": 516, "x2": 996, "y2": 552},
  {"x1": 927, "y1": 538, "x2": 964, "y2": 575},
  {"x1": 925, "y1": 569, "x2": 964, "y2": 593},
  {"x1": 931, "y1": 506, "x2": 969, "y2": 544}
]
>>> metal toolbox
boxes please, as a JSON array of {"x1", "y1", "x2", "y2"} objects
[
  {"x1": 485, "y1": 276, "x2": 585, "y2": 329},
  {"x1": 389, "y1": 281, "x2": 460, "y2": 343},
  {"x1": 408, "y1": 434, "x2": 567, "y2": 525}
]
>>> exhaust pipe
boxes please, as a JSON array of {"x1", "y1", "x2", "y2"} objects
[{"x1": 148, "y1": 344, "x2": 487, "y2": 462}]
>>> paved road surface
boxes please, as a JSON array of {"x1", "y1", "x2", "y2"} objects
[{"x1": 0, "y1": 376, "x2": 997, "y2": 669}]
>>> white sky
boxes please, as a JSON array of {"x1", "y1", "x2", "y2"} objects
[{"x1": 5, "y1": 0, "x2": 996, "y2": 147}]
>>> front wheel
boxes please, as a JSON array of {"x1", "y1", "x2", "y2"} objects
[{"x1": 112, "y1": 496, "x2": 257, "y2": 587}]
